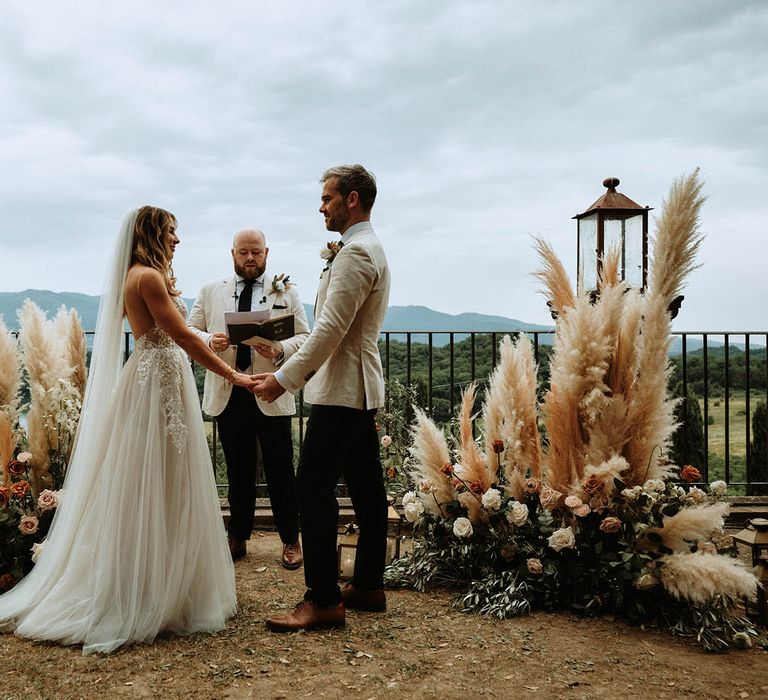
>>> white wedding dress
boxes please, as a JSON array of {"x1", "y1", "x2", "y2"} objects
[{"x1": 0, "y1": 211, "x2": 236, "y2": 654}]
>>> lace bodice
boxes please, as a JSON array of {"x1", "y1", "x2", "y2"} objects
[{"x1": 135, "y1": 297, "x2": 189, "y2": 452}]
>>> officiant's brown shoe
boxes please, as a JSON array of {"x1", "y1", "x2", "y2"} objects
[
  {"x1": 341, "y1": 583, "x2": 387, "y2": 612},
  {"x1": 281, "y1": 541, "x2": 303, "y2": 570},
  {"x1": 228, "y1": 538, "x2": 246, "y2": 561},
  {"x1": 265, "y1": 600, "x2": 345, "y2": 632}
]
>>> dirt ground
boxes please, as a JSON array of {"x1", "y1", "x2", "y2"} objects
[{"x1": 1, "y1": 531, "x2": 767, "y2": 700}]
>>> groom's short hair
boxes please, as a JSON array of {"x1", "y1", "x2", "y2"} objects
[{"x1": 321, "y1": 164, "x2": 377, "y2": 213}]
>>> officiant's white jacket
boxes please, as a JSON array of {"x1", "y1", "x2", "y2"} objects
[
  {"x1": 188, "y1": 270, "x2": 310, "y2": 417},
  {"x1": 278, "y1": 222, "x2": 390, "y2": 410}
]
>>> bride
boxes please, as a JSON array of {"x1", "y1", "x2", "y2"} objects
[{"x1": 0, "y1": 206, "x2": 255, "y2": 653}]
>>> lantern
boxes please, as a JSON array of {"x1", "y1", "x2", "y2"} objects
[
  {"x1": 574, "y1": 177, "x2": 651, "y2": 296},
  {"x1": 337, "y1": 505, "x2": 405, "y2": 580},
  {"x1": 732, "y1": 517, "x2": 768, "y2": 623}
]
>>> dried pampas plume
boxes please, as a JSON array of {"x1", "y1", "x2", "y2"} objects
[
  {"x1": 0, "y1": 316, "x2": 21, "y2": 411},
  {"x1": 0, "y1": 412, "x2": 15, "y2": 488},
  {"x1": 532, "y1": 237, "x2": 575, "y2": 318},
  {"x1": 65, "y1": 308, "x2": 87, "y2": 398},
  {"x1": 647, "y1": 502, "x2": 729, "y2": 553},
  {"x1": 658, "y1": 552, "x2": 758, "y2": 604},
  {"x1": 408, "y1": 408, "x2": 454, "y2": 516}
]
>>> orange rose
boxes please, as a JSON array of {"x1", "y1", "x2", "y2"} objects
[
  {"x1": 11, "y1": 480, "x2": 30, "y2": 499},
  {"x1": 0, "y1": 486, "x2": 10, "y2": 508},
  {"x1": 492, "y1": 440, "x2": 504, "y2": 454},
  {"x1": 523, "y1": 478, "x2": 541, "y2": 494},
  {"x1": 440, "y1": 462, "x2": 455, "y2": 476},
  {"x1": 581, "y1": 474, "x2": 603, "y2": 497},
  {"x1": 386, "y1": 467, "x2": 397, "y2": 479},
  {"x1": 469, "y1": 481, "x2": 483, "y2": 495},
  {"x1": 680, "y1": 465, "x2": 702, "y2": 483},
  {"x1": 7, "y1": 460, "x2": 26, "y2": 477}
]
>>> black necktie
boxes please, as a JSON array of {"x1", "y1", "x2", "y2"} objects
[{"x1": 236, "y1": 279, "x2": 256, "y2": 370}]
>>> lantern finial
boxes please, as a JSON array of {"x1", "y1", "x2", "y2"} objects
[{"x1": 602, "y1": 177, "x2": 620, "y2": 191}]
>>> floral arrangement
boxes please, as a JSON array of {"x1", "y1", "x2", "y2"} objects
[
  {"x1": 385, "y1": 170, "x2": 761, "y2": 651},
  {"x1": 270, "y1": 273, "x2": 292, "y2": 294},
  {"x1": 0, "y1": 301, "x2": 85, "y2": 591},
  {"x1": 319, "y1": 240, "x2": 344, "y2": 267}
]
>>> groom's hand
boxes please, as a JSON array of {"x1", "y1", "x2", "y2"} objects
[{"x1": 253, "y1": 372, "x2": 286, "y2": 402}]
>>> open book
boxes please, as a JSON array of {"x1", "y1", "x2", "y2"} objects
[{"x1": 225, "y1": 310, "x2": 295, "y2": 350}]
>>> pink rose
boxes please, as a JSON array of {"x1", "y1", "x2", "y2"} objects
[
  {"x1": 573, "y1": 504, "x2": 592, "y2": 517},
  {"x1": 564, "y1": 495, "x2": 583, "y2": 509},
  {"x1": 18, "y1": 515, "x2": 39, "y2": 535},
  {"x1": 527, "y1": 558, "x2": 543, "y2": 574},
  {"x1": 523, "y1": 478, "x2": 541, "y2": 494},
  {"x1": 539, "y1": 487, "x2": 563, "y2": 511},
  {"x1": 599, "y1": 516, "x2": 622, "y2": 534},
  {"x1": 37, "y1": 489, "x2": 59, "y2": 512}
]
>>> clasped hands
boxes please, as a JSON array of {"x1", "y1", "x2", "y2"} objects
[{"x1": 212, "y1": 333, "x2": 286, "y2": 402}]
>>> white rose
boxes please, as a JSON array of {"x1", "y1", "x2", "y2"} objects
[
  {"x1": 37, "y1": 489, "x2": 58, "y2": 511},
  {"x1": 17, "y1": 452, "x2": 33, "y2": 463},
  {"x1": 31, "y1": 540, "x2": 46, "y2": 563},
  {"x1": 643, "y1": 479, "x2": 665, "y2": 493},
  {"x1": 403, "y1": 501, "x2": 424, "y2": 523},
  {"x1": 709, "y1": 480, "x2": 727, "y2": 496},
  {"x1": 687, "y1": 486, "x2": 707, "y2": 503},
  {"x1": 621, "y1": 487, "x2": 638, "y2": 502},
  {"x1": 380, "y1": 435, "x2": 392, "y2": 448},
  {"x1": 564, "y1": 495, "x2": 583, "y2": 509},
  {"x1": 507, "y1": 501, "x2": 529, "y2": 527},
  {"x1": 274, "y1": 280, "x2": 285, "y2": 292},
  {"x1": 402, "y1": 491, "x2": 418, "y2": 506},
  {"x1": 547, "y1": 526, "x2": 576, "y2": 552},
  {"x1": 320, "y1": 246, "x2": 333, "y2": 260},
  {"x1": 481, "y1": 488, "x2": 502, "y2": 512},
  {"x1": 453, "y1": 517, "x2": 473, "y2": 539}
]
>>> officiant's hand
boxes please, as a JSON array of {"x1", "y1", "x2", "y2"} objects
[
  {"x1": 209, "y1": 332, "x2": 231, "y2": 352},
  {"x1": 253, "y1": 341, "x2": 282, "y2": 359},
  {"x1": 253, "y1": 372, "x2": 286, "y2": 402}
]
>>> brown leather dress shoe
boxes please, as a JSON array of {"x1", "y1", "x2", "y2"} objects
[
  {"x1": 265, "y1": 599, "x2": 345, "y2": 632},
  {"x1": 228, "y1": 538, "x2": 246, "y2": 561},
  {"x1": 341, "y1": 583, "x2": 387, "y2": 612},
  {"x1": 281, "y1": 541, "x2": 303, "y2": 570}
]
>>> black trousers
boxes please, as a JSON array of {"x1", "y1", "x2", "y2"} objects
[
  {"x1": 298, "y1": 404, "x2": 388, "y2": 606},
  {"x1": 216, "y1": 386, "x2": 299, "y2": 544}
]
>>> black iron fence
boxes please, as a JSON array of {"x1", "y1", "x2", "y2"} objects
[{"x1": 111, "y1": 329, "x2": 767, "y2": 494}]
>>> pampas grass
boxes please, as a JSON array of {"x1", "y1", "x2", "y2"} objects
[
  {"x1": 532, "y1": 237, "x2": 575, "y2": 317},
  {"x1": 0, "y1": 412, "x2": 15, "y2": 488},
  {"x1": 408, "y1": 408, "x2": 454, "y2": 517},
  {"x1": 482, "y1": 334, "x2": 541, "y2": 500},
  {"x1": 64, "y1": 308, "x2": 87, "y2": 398},
  {"x1": 658, "y1": 552, "x2": 758, "y2": 604},
  {"x1": 0, "y1": 316, "x2": 21, "y2": 412},
  {"x1": 648, "y1": 502, "x2": 729, "y2": 552}
]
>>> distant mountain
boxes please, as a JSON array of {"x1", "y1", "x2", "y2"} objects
[{"x1": 0, "y1": 291, "x2": 551, "y2": 346}]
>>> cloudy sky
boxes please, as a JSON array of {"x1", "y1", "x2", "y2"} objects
[{"x1": 1, "y1": 0, "x2": 766, "y2": 332}]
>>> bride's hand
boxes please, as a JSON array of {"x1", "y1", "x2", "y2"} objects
[{"x1": 231, "y1": 371, "x2": 258, "y2": 391}]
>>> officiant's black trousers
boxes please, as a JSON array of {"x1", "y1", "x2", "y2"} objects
[
  {"x1": 216, "y1": 386, "x2": 299, "y2": 545},
  {"x1": 297, "y1": 404, "x2": 388, "y2": 606}
]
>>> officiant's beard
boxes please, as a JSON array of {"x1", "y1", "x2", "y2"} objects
[{"x1": 234, "y1": 261, "x2": 266, "y2": 281}]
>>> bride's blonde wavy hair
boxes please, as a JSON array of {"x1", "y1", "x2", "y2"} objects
[{"x1": 131, "y1": 205, "x2": 181, "y2": 297}]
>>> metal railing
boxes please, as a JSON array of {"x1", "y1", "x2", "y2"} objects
[{"x1": 104, "y1": 329, "x2": 768, "y2": 494}]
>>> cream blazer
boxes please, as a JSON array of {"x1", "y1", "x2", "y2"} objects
[
  {"x1": 279, "y1": 223, "x2": 390, "y2": 410},
  {"x1": 188, "y1": 270, "x2": 310, "y2": 417}
]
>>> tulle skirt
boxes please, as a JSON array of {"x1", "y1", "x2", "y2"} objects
[{"x1": 0, "y1": 341, "x2": 236, "y2": 653}]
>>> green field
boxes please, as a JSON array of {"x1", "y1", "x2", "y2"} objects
[{"x1": 700, "y1": 390, "x2": 765, "y2": 486}]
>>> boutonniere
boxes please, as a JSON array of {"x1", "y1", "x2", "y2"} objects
[
  {"x1": 319, "y1": 240, "x2": 344, "y2": 265},
  {"x1": 270, "y1": 273, "x2": 292, "y2": 294}
]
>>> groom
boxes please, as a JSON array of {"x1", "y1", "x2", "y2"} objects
[
  {"x1": 255, "y1": 164, "x2": 391, "y2": 631},
  {"x1": 188, "y1": 228, "x2": 310, "y2": 568}
]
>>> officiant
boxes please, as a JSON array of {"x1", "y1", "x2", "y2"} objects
[{"x1": 189, "y1": 228, "x2": 310, "y2": 568}]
